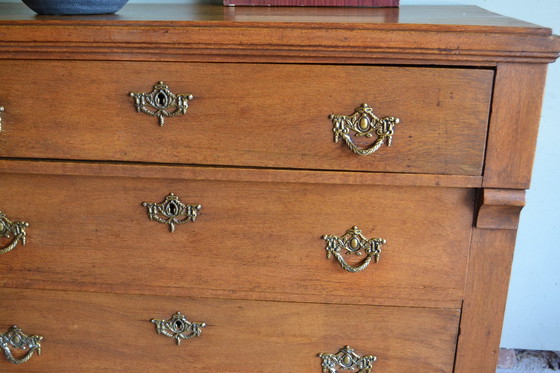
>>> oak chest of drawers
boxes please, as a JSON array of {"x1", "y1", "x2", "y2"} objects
[{"x1": 0, "y1": 3, "x2": 558, "y2": 372}]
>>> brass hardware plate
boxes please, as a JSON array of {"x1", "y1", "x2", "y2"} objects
[
  {"x1": 0, "y1": 326, "x2": 43, "y2": 364},
  {"x1": 322, "y1": 226, "x2": 385, "y2": 273},
  {"x1": 142, "y1": 193, "x2": 201, "y2": 233},
  {"x1": 0, "y1": 211, "x2": 29, "y2": 255},
  {"x1": 329, "y1": 103, "x2": 399, "y2": 156},
  {"x1": 129, "y1": 81, "x2": 194, "y2": 126},
  {"x1": 319, "y1": 345, "x2": 377, "y2": 373},
  {"x1": 151, "y1": 312, "x2": 206, "y2": 345}
]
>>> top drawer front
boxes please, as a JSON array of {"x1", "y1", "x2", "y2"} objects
[{"x1": 0, "y1": 61, "x2": 492, "y2": 175}]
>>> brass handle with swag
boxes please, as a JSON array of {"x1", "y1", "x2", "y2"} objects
[
  {"x1": 322, "y1": 226, "x2": 386, "y2": 273},
  {"x1": 151, "y1": 312, "x2": 206, "y2": 345},
  {"x1": 319, "y1": 345, "x2": 377, "y2": 373},
  {"x1": 0, "y1": 211, "x2": 29, "y2": 255},
  {"x1": 129, "y1": 81, "x2": 194, "y2": 126},
  {"x1": 329, "y1": 103, "x2": 399, "y2": 156},
  {"x1": 1, "y1": 326, "x2": 43, "y2": 364}
]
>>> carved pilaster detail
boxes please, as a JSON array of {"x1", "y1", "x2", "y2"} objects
[{"x1": 476, "y1": 189, "x2": 525, "y2": 230}]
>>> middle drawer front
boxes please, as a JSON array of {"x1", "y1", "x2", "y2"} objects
[
  {"x1": 0, "y1": 170, "x2": 474, "y2": 307},
  {"x1": 0, "y1": 287, "x2": 460, "y2": 372}
]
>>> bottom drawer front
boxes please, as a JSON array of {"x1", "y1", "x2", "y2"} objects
[{"x1": 0, "y1": 288, "x2": 459, "y2": 372}]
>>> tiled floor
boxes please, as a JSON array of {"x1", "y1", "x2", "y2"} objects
[
  {"x1": 497, "y1": 349, "x2": 560, "y2": 372},
  {"x1": 498, "y1": 369, "x2": 556, "y2": 373}
]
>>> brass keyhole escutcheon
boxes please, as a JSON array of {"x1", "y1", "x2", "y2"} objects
[
  {"x1": 129, "y1": 82, "x2": 194, "y2": 126},
  {"x1": 319, "y1": 346, "x2": 377, "y2": 372},
  {"x1": 142, "y1": 193, "x2": 201, "y2": 233},
  {"x1": 151, "y1": 312, "x2": 206, "y2": 346}
]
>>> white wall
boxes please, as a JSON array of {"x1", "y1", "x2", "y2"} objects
[
  {"x1": 398, "y1": 0, "x2": 560, "y2": 351},
  {"x1": 11, "y1": 0, "x2": 560, "y2": 351},
  {"x1": 469, "y1": 0, "x2": 559, "y2": 352}
]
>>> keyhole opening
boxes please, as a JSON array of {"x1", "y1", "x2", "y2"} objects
[
  {"x1": 174, "y1": 320, "x2": 186, "y2": 333},
  {"x1": 168, "y1": 202, "x2": 177, "y2": 216},
  {"x1": 156, "y1": 92, "x2": 167, "y2": 108}
]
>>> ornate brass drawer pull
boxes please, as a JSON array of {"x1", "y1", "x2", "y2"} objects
[
  {"x1": 329, "y1": 103, "x2": 399, "y2": 156},
  {"x1": 0, "y1": 211, "x2": 29, "y2": 255},
  {"x1": 322, "y1": 226, "x2": 386, "y2": 273},
  {"x1": 129, "y1": 81, "x2": 194, "y2": 126},
  {"x1": 151, "y1": 312, "x2": 206, "y2": 345},
  {"x1": 142, "y1": 193, "x2": 201, "y2": 233},
  {"x1": 1, "y1": 326, "x2": 43, "y2": 364},
  {"x1": 319, "y1": 345, "x2": 377, "y2": 373},
  {"x1": 0, "y1": 106, "x2": 4, "y2": 132}
]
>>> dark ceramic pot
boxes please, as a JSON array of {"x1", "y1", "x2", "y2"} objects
[{"x1": 22, "y1": 0, "x2": 129, "y2": 15}]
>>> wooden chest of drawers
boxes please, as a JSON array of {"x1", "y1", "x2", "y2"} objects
[{"x1": 0, "y1": 4, "x2": 558, "y2": 372}]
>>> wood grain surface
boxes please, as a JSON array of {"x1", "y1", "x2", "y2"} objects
[
  {"x1": 454, "y1": 229, "x2": 518, "y2": 373},
  {"x1": 0, "y1": 287, "x2": 460, "y2": 372},
  {"x1": 0, "y1": 61, "x2": 492, "y2": 175},
  {"x1": 483, "y1": 63, "x2": 548, "y2": 189},
  {"x1": 0, "y1": 171, "x2": 475, "y2": 308}
]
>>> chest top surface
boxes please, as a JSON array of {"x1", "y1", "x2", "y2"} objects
[
  {"x1": 0, "y1": 3, "x2": 549, "y2": 29},
  {"x1": 0, "y1": 3, "x2": 558, "y2": 66}
]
